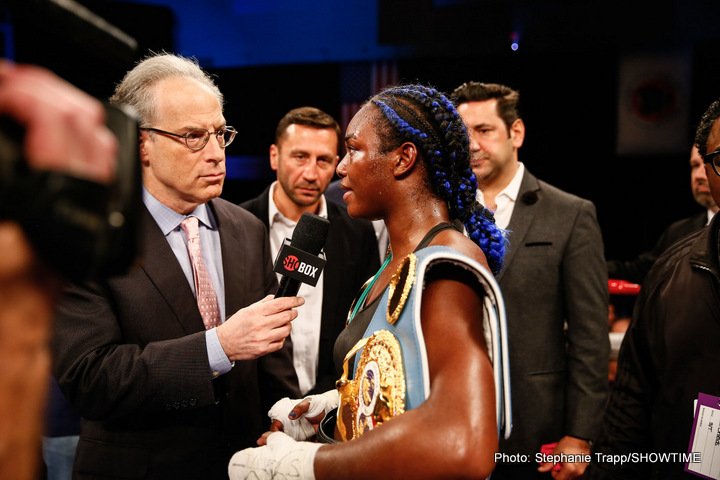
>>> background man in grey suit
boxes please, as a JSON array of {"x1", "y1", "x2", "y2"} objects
[
  {"x1": 241, "y1": 107, "x2": 379, "y2": 395},
  {"x1": 52, "y1": 53, "x2": 302, "y2": 479},
  {"x1": 452, "y1": 82, "x2": 609, "y2": 480}
]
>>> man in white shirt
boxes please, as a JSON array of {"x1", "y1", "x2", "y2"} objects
[
  {"x1": 241, "y1": 107, "x2": 380, "y2": 394},
  {"x1": 452, "y1": 82, "x2": 609, "y2": 480}
]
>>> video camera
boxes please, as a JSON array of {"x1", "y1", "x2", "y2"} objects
[
  {"x1": 1, "y1": 0, "x2": 142, "y2": 281},
  {"x1": 0, "y1": 106, "x2": 141, "y2": 282}
]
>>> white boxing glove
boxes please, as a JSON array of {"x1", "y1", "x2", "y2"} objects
[
  {"x1": 228, "y1": 431, "x2": 322, "y2": 480},
  {"x1": 268, "y1": 390, "x2": 339, "y2": 441}
]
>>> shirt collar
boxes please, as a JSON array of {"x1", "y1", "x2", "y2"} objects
[
  {"x1": 498, "y1": 162, "x2": 525, "y2": 202},
  {"x1": 708, "y1": 209, "x2": 716, "y2": 225},
  {"x1": 268, "y1": 181, "x2": 328, "y2": 228},
  {"x1": 475, "y1": 162, "x2": 525, "y2": 206},
  {"x1": 143, "y1": 188, "x2": 216, "y2": 236}
]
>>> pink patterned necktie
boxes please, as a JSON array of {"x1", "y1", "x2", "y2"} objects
[{"x1": 181, "y1": 216, "x2": 220, "y2": 329}]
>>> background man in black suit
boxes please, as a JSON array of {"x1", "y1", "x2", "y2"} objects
[
  {"x1": 52, "y1": 53, "x2": 303, "y2": 480},
  {"x1": 607, "y1": 144, "x2": 719, "y2": 284},
  {"x1": 241, "y1": 107, "x2": 379, "y2": 395}
]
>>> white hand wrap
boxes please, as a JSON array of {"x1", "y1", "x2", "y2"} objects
[
  {"x1": 268, "y1": 397, "x2": 315, "y2": 441},
  {"x1": 228, "y1": 432, "x2": 322, "y2": 480},
  {"x1": 303, "y1": 389, "x2": 339, "y2": 418},
  {"x1": 267, "y1": 390, "x2": 339, "y2": 441}
]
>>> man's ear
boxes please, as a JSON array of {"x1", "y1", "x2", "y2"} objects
[
  {"x1": 510, "y1": 118, "x2": 525, "y2": 149},
  {"x1": 393, "y1": 142, "x2": 419, "y2": 177},
  {"x1": 269, "y1": 144, "x2": 279, "y2": 171},
  {"x1": 139, "y1": 132, "x2": 151, "y2": 166}
]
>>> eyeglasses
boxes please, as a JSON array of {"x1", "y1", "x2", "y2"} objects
[
  {"x1": 702, "y1": 148, "x2": 720, "y2": 177},
  {"x1": 140, "y1": 126, "x2": 237, "y2": 151}
]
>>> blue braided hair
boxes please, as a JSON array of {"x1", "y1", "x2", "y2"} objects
[{"x1": 370, "y1": 84, "x2": 507, "y2": 274}]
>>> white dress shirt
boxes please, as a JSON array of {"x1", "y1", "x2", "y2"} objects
[
  {"x1": 476, "y1": 162, "x2": 525, "y2": 230},
  {"x1": 143, "y1": 188, "x2": 231, "y2": 378},
  {"x1": 268, "y1": 182, "x2": 326, "y2": 394}
]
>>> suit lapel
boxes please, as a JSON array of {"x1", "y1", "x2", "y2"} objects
[
  {"x1": 212, "y1": 199, "x2": 247, "y2": 316},
  {"x1": 695, "y1": 211, "x2": 710, "y2": 229},
  {"x1": 139, "y1": 207, "x2": 205, "y2": 333},
  {"x1": 320, "y1": 205, "x2": 342, "y2": 336},
  {"x1": 497, "y1": 170, "x2": 540, "y2": 281},
  {"x1": 239, "y1": 185, "x2": 272, "y2": 230},
  {"x1": 254, "y1": 186, "x2": 272, "y2": 230}
]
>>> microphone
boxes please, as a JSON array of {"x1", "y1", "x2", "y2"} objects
[{"x1": 274, "y1": 213, "x2": 330, "y2": 298}]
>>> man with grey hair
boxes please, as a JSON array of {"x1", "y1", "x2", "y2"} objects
[{"x1": 52, "y1": 52, "x2": 302, "y2": 479}]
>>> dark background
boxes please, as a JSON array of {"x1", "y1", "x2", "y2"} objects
[{"x1": 4, "y1": 0, "x2": 720, "y2": 263}]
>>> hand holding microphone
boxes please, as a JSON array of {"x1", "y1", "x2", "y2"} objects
[
  {"x1": 217, "y1": 214, "x2": 329, "y2": 361},
  {"x1": 217, "y1": 295, "x2": 304, "y2": 361}
]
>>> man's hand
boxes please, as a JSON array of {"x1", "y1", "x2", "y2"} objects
[
  {"x1": 537, "y1": 435, "x2": 591, "y2": 480},
  {"x1": 0, "y1": 61, "x2": 117, "y2": 184},
  {"x1": 216, "y1": 295, "x2": 303, "y2": 361}
]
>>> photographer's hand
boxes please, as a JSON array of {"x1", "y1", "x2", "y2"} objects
[
  {"x1": 0, "y1": 60, "x2": 117, "y2": 183},
  {"x1": 0, "y1": 61, "x2": 122, "y2": 479},
  {"x1": 0, "y1": 222, "x2": 55, "y2": 480}
]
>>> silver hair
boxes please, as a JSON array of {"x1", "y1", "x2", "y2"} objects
[{"x1": 109, "y1": 52, "x2": 223, "y2": 125}]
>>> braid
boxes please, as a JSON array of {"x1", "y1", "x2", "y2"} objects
[{"x1": 371, "y1": 84, "x2": 507, "y2": 274}]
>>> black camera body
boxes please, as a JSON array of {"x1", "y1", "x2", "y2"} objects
[
  {"x1": 1, "y1": 0, "x2": 144, "y2": 281},
  {"x1": 0, "y1": 105, "x2": 142, "y2": 282}
]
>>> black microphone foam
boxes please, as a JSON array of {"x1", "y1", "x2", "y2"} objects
[
  {"x1": 291, "y1": 213, "x2": 330, "y2": 254},
  {"x1": 274, "y1": 213, "x2": 330, "y2": 298}
]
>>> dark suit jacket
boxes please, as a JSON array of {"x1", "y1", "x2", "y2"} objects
[
  {"x1": 52, "y1": 198, "x2": 299, "y2": 480},
  {"x1": 607, "y1": 210, "x2": 709, "y2": 284},
  {"x1": 241, "y1": 185, "x2": 380, "y2": 394},
  {"x1": 497, "y1": 169, "x2": 609, "y2": 458}
]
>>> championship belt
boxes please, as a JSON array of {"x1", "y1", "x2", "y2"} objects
[
  {"x1": 335, "y1": 330, "x2": 406, "y2": 441},
  {"x1": 333, "y1": 247, "x2": 512, "y2": 442},
  {"x1": 335, "y1": 254, "x2": 416, "y2": 442}
]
